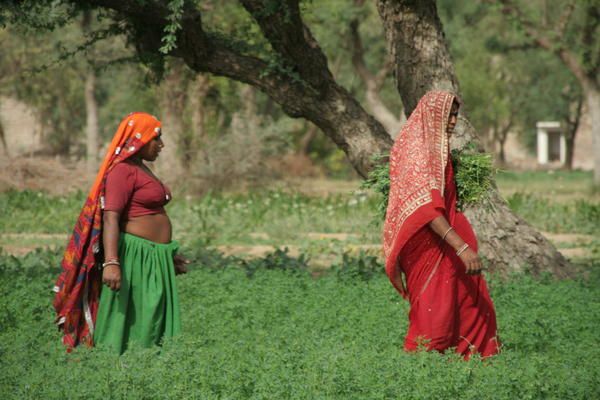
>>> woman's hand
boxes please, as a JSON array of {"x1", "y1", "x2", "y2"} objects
[
  {"x1": 458, "y1": 247, "x2": 482, "y2": 274},
  {"x1": 173, "y1": 254, "x2": 190, "y2": 275},
  {"x1": 102, "y1": 265, "x2": 121, "y2": 290}
]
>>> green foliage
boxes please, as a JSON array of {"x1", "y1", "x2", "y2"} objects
[
  {"x1": 438, "y1": 0, "x2": 583, "y2": 151},
  {"x1": 506, "y1": 193, "x2": 600, "y2": 235},
  {"x1": 0, "y1": 190, "x2": 85, "y2": 234},
  {"x1": 451, "y1": 145, "x2": 496, "y2": 210},
  {"x1": 159, "y1": 0, "x2": 186, "y2": 54},
  {"x1": 1, "y1": 247, "x2": 599, "y2": 398},
  {"x1": 170, "y1": 189, "x2": 380, "y2": 246},
  {"x1": 362, "y1": 147, "x2": 496, "y2": 220},
  {"x1": 333, "y1": 251, "x2": 382, "y2": 282},
  {"x1": 360, "y1": 154, "x2": 389, "y2": 221}
]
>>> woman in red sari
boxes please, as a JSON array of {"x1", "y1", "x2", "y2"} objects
[{"x1": 383, "y1": 91, "x2": 500, "y2": 359}]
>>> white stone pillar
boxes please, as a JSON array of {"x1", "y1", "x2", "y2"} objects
[
  {"x1": 536, "y1": 121, "x2": 561, "y2": 166},
  {"x1": 537, "y1": 127, "x2": 549, "y2": 165}
]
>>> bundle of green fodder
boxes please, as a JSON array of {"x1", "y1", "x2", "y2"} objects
[
  {"x1": 363, "y1": 146, "x2": 495, "y2": 220},
  {"x1": 451, "y1": 145, "x2": 495, "y2": 210}
]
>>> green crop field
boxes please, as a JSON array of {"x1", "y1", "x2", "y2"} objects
[{"x1": 1, "y1": 171, "x2": 599, "y2": 399}]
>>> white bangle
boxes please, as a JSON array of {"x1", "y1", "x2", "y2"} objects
[{"x1": 456, "y1": 243, "x2": 469, "y2": 256}]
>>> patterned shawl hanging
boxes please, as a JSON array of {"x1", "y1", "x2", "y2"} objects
[
  {"x1": 53, "y1": 112, "x2": 162, "y2": 348},
  {"x1": 382, "y1": 91, "x2": 456, "y2": 297}
]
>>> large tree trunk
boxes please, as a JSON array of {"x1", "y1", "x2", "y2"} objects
[
  {"x1": 84, "y1": 71, "x2": 99, "y2": 173},
  {"x1": 82, "y1": 11, "x2": 99, "y2": 173},
  {"x1": 586, "y1": 86, "x2": 600, "y2": 187},
  {"x1": 496, "y1": 121, "x2": 511, "y2": 166},
  {"x1": 79, "y1": 0, "x2": 572, "y2": 277},
  {"x1": 0, "y1": 119, "x2": 8, "y2": 157},
  {"x1": 377, "y1": 0, "x2": 572, "y2": 277},
  {"x1": 348, "y1": 4, "x2": 403, "y2": 136},
  {"x1": 564, "y1": 95, "x2": 583, "y2": 171}
]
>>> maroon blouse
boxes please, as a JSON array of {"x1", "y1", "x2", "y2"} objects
[{"x1": 103, "y1": 161, "x2": 171, "y2": 219}]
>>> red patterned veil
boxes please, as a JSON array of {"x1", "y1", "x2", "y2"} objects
[{"x1": 382, "y1": 91, "x2": 456, "y2": 297}]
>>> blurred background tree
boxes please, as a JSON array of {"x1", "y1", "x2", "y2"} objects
[{"x1": 1, "y1": 0, "x2": 591, "y2": 275}]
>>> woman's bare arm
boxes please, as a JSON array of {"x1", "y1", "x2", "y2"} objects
[
  {"x1": 429, "y1": 216, "x2": 482, "y2": 274},
  {"x1": 102, "y1": 211, "x2": 122, "y2": 290}
]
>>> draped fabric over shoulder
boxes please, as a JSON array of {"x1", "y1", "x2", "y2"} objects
[
  {"x1": 383, "y1": 91, "x2": 452, "y2": 296},
  {"x1": 52, "y1": 112, "x2": 162, "y2": 348},
  {"x1": 383, "y1": 91, "x2": 500, "y2": 358}
]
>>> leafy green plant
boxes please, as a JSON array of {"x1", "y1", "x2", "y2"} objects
[
  {"x1": 333, "y1": 251, "x2": 383, "y2": 282},
  {"x1": 451, "y1": 144, "x2": 496, "y2": 210},
  {"x1": 1, "y1": 248, "x2": 599, "y2": 399},
  {"x1": 360, "y1": 154, "x2": 389, "y2": 221},
  {"x1": 362, "y1": 146, "x2": 496, "y2": 220}
]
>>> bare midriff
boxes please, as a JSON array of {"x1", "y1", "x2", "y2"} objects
[{"x1": 121, "y1": 213, "x2": 172, "y2": 244}]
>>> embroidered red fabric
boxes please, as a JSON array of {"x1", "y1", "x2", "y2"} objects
[{"x1": 383, "y1": 91, "x2": 500, "y2": 358}]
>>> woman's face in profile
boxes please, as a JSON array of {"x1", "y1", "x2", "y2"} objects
[
  {"x1": 138, "y1": 133, "x2": 164, "y2": 161},
  {"x1": 447, "y1": 101, "x2": 459, "y2": 136}
]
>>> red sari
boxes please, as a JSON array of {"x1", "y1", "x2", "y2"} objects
[{"x1": 383, "y1": 91, "x2": 499, "y2": 358}]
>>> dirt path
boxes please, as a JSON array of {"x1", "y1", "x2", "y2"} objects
[{"x1": 1, "y1": 231, "x2": 594, "y2": 261}]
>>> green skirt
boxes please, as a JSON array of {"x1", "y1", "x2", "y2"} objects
[{"x1": 94, "y1": 233, "x2": 181, "y2": 353}]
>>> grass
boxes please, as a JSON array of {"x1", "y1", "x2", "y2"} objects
[
  {"x1": 496, "y1": 170, "x2": 600, "y2": 203},
  {"x1": 0, "y1": 248, "x2": 599, "y2": 399},
  {"x1": 0, "y1": 170, "x2": 599, "y2": 398},
  {"x1": 1, "y1": 171, "x2": 598, "y2": 253}
]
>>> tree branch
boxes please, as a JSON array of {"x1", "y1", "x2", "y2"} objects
[
  {"x1": 581, "y1": 2, "x2": 600, "y2": 80},
  {"x1": 498, "y1": 0, "x2": 594, "y2": 88},
  {"x1": 349, "y1": 17, "x2": 373, "y2": 87},
  {"x1": 555, "y1": 0, "x2": 576, "y2": 38},
  {"x1": 79, "y1": 0, "x2": 313, "y2": 117},
  {"x1": 71, "y1": 0, "x2": 393, "y2": 177},
  {"x1": 238, "y1": 0, "x2": 333, "y2": 89},
  {"x1": 349, "y1": 5, "x2": 400, "y2": 135}
]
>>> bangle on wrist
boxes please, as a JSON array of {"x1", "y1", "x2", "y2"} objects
[
  {"x1": 456, "y1": 243, "x2": 469, "y2": 256},
  {"x1": 442, "y1": 227, "x2": 454, "y2": 241},
  {"x1": 102, "y1": 260, "x2": 121, "y2": 269}
]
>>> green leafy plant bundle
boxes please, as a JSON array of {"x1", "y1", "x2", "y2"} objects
[
  {"x1": 451, "y1": 144, "x2": 496, "y2": 210},
  {"x1": 363, "y1": 146, "x2": 496, "y2": 220},
  {"x1": 360, "y1": 155, "x2": 390, "y2": 221}
]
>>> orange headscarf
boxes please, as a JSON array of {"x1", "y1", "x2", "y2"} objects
[
  {"x1": 53, "y1": 112, "x2": 162, "y2": 348},
  {"x1": 382, "y1": 91, "x2": 456, "y2": 297}
]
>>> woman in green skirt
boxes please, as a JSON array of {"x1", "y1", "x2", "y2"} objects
[
  {"x1": 53, "y1": 112, "x2": 188, "y2": 353},
  {"x1": 96, "y1": 113, "x2": 188, "y2": 353}
]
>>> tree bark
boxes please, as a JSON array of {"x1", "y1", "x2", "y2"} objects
[
  {"x1": 349, "y1": 5, "x2": 403, "y2": 136},
  {"x1": 563, "y1": 94, "x2": 583, "y2": 170},
  {"x1": 191, "y1": 76, "x2": 210, "y2": 128},
  {"x1": 82, "y1": 11, "x2": 99, "y2": 173},
  {"x1": 82, "y1": 0, "x2": 393, "y2": 178},
  {"x1": 157, "y1": 63, "x2": 187, "y2": 177},
  {"x1": 0, "y1": 119, "x2": 8, "y2": 157},
  {"x1": 585, "y1": 86, "x2": 600, "y2": 186},
  {"x1": 84, "y1": 71, "x2": 99, "y2": 173},
  {"x1": 496, "y1": 120, "x2": 512, "y2": 166},
  {"x1": 75, "y1": 0, "x2": 573, "y2": 277},
  {"x1": 377, "y1": 0, "x2": 572, "y2": 277}
]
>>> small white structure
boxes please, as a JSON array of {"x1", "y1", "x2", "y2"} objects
[{"x1": 536, "y1": 121, "x2": 566, "y2": 166}]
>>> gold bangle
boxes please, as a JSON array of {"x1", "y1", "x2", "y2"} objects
[
  {"x1": 442, "y1": 227, "x2": 454, "y2": 241},
  {"x1": 456, "y1": 243, "x2": 469, "y2": 256},
  {"x1": 102, "y1": 260, "x2": 121, "y2": 268}
]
